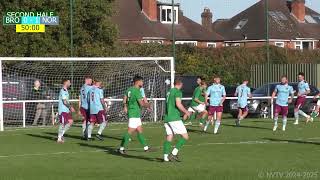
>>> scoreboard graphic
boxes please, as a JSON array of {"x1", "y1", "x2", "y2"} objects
[{"x1": 3, "y1": 11, "x2": 59, "y2": 32}]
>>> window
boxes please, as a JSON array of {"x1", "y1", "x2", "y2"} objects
[
  {"x1": 275, "y1": 42, "x2": 284, "y2": 48},
  {"x1": 295, "y1": 41, "x2": 302, "y2": 50},
  {"x1": 225, "y1": 43, "x2": 241, "y2": 47},
  {"x1": 160, "y1": 5, "x2": 178, "y2": 24},
  {"x1": 269, "y1": 11, "x2": 288, "y2": 21},
  {"x1": 312, "y1": 15, "x2": 320, "y2": 23},
  {"x1": 234, "y1": 19, "x2": 248, "y2": 30},
  {"x1": 275, "y1": 11, "x2": 288, "y2": 20},
  {"x1": 141, "y1": 40, "x2": 164, "y2": 44},
  {"x1": 175, "y1": 41, "x2": 197, "y2": 46},
  {"x1": 294, "y1": 41, "x2": 316, "y2": 50},
  {"x1": 207, "y1": 43, "x2": 217, "y2": 48},
  {"x1": 305, "y1": 15, "x2": 317, "y2": 24},
  {"x1": 303, "y1": 41, "x2": 314, "y2": 50}
]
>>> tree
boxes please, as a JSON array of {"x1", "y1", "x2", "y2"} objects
[{"x1": 0, "y1": 0, "x2": 118, "y2": 57}]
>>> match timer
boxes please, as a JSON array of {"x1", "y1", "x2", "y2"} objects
[{"x1": 3, "y1": 11, "x2": 59, "y2": 33}]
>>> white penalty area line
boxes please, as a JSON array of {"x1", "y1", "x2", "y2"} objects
[
  {"x1": 0, "y1": 126, "x2": 162, "y2": 137},
  {"x1": 0, "y1": 149, "x2": 106, "y2": 158},
  {"x1": 0, "y1": 138, "x2": 319, "y2": 159},
  {"x1": 1, "y1": 123, "x2": 162, "y2": 132}
]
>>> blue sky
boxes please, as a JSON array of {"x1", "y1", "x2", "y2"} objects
[{"x1": 162, "y1": 0, "x2": 320, "y2": 23}]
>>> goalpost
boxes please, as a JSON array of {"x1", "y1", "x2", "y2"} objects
[{"x1": 0, "y1": 57, "x2": 175, "y2": 131}]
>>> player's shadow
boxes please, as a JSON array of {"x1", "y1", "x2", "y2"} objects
[
  {"x1": 264, "y1": 138, "x2": 320, "y2": 145},
  {"x1": 78, "y1": 143, "x2": 162, "y2": 162},
  {"x1": 223, "y1": 124, "x2": 270, "y2": 130},
  {"x1": 187, "y1": 128, "x2": 208, "y2": 134},
  {"x1": 27, "y1": 133, "x2": 56, "y2": 141},
  {"x1": 103, "y1": 135, "x2": 123, "y2": 141},
  {"x1": 251, "y1": 120, "x2": 273, "y2": 124},
  {"x1": 45, "y1": 132, "x2": 83, "y2": 140}
]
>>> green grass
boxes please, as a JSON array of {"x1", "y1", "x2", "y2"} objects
[{"x1": 0, "y1": 118, "x2": 319, "y2": 180}]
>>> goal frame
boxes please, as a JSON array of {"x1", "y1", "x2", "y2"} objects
[{"x1": 0, "y1": 57, "x2": 175, "y2": 131}]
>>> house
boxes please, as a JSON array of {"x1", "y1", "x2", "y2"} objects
[
  {"x1": 212, "y1": 0, "x2": 320, "y2": 50},
  {"x1": 112, "y1": 0, "x2": 224, "y2": 48}
]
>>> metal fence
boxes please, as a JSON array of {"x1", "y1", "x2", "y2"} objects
[
  {"x1": 1, "y1": 96, "x2": 317, "y2": 131},
  {"x1": 251, "y1": 64, "x2": 320, "y2": 88}
]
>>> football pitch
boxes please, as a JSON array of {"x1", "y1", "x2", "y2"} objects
[{"x1": 0, "y1": 118, "x2": 319, "y2": 180}]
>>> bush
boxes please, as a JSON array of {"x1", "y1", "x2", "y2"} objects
[{"x1": 109, "y1": 43, "x2": 320, "y2": 85}]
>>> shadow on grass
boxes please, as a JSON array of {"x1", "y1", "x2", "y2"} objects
[
  {"x1": 251, "y1": 120, "x2": 273, "y2": 124},
  {"x1": 223, "y1": 124, "x2": 270, "y2": 131},
  {"x1": 27, "y1": 133, "x2": 56, "y2": 141},
  {"x1": 103, "y1": 135, "x2": 123, "y2": 141},
  {"x1": 45, "y1": 132, "x2": 123, "y2": 141},
  {"x1": 78, "y1": 143, "x2": 162, "y2": 162},
  {"x1": 264, "y1": 138, "x2": 320, "y2": 145},
  {"x1": 187, "y1": 128, "x2": 211, "y2": 134},
  {"x1": 45, "y1": 132, "x2": 83, "y2": 140}
]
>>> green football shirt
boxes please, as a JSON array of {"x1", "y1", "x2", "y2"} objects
[
  {"x1": 190, "y1": 86, "x2": 206, "y2": 107},
  {"x1": 125, "y1": 87, "x2": 143, "y2": 118},
  {"x1": 164, "y1": 88, "x2": 183, "y2": 122}
]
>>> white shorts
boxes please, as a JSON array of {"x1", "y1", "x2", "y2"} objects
[
  {"x1": 188, "y1": 104, "x2": 206, "y2": 113},
  {"x1": 317, "y1": 100, "x2": 320, "y2": 106},
  {"x1": 128, "y1": 118, "x2": 142, "y2": 129},
  {"x1": 164, "y1": 121, "x2": 187, "y2": 135}
]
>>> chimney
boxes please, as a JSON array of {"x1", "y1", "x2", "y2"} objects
[
  {"x1": 142, "y1": 0, "x2": 157, "y2": 21},
  {"x1": 201, "y1": 7, "x2": 213, "y2": 32},
  {"x1": 291, "y1": 0, "x2": 305, "y2": 22}
]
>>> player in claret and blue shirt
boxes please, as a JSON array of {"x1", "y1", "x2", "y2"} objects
[
  {"x1": 205, "y1": 75, "x2": 226, "y2": 134},
  {"x1": 87, "y1": 80, "x2": 108, "y2": 141},
  {"x1": 271, "y1": 76, "x2": 294, "y2": 132},
  {"x1": 57, "y1": 79, "x2": 75, "y2": 143},
  {"x1": 293, "y1": 72, "x2": 311, "y2": 124},
  {"x1": 79, "y1": 76, "x2": 93, "y2": 138},
  {"x1": 234, "y1": 79, "x2": 252, "y2": 126}
]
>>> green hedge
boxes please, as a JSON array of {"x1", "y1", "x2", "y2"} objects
[{"x1": 106, "y1": 43, "x2": 320, "y2": 85}]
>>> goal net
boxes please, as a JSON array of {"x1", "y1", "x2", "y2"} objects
[{"x1": 0, "y1": 57, "x2": 174, "y2": 131}]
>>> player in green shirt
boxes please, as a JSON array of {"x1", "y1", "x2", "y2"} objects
[
  {"x1": 185, "y1": 81, "x2": 208, "y2": 129},
  {"x1": 185, "y1": 76, "x2": 203, "y2": 125},
  {"x1": 118, "y1": 76, "x2": 151, "y2": 154},
  {"x1": 310, "y1": 92, "x2": 320, "y2": 122},
  {"x1": 163, "y1": 79, "x2": 191, "y2": 162}
]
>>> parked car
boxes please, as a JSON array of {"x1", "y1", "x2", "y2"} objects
[
  {"x1": 229, "y1": 83, "x2": 319, "y2": 118},
  {"x1": 2, "y1": 75, "x2": 58, "y2": 125}
]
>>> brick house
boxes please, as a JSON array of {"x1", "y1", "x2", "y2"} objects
[
  {"x1": 212, "y1": 0, "x2": 320, "y2": 50},
  {"x1": 112, "y1": 0, "x2": 224, "y2": 48}
]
